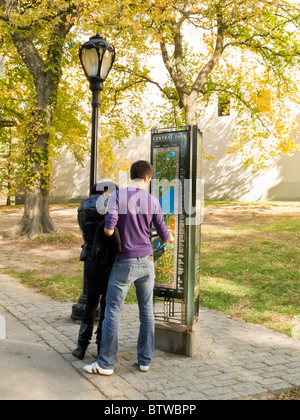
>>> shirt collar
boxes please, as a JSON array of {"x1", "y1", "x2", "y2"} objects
[{"x1": 128, "y1": 179, "x2": 148, "y2": 190}]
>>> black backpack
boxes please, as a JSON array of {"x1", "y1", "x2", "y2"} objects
[
  {"x1": 78, "y1": 181, "x2": 118, "y2": 245},
  {"x1": 78, "y1": 194, "x2": 105, "y2": 245}
]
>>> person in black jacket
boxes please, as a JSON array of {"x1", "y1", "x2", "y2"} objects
[{"x1": 72, "y1": 182, "x2": 121, "y2": 360}]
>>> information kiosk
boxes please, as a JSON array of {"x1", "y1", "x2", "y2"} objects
[{"x1": 151, "y1": 125, "x2": 203, "y2": 357}]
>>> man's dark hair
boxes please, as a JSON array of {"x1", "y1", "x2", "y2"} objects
[{"x1": 130, "y1": 160, "x2": 154, "y2": 180}]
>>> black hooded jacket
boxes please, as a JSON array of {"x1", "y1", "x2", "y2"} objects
[{"x1": 78, "y1": 182, "x2": 121, "y2": 288}]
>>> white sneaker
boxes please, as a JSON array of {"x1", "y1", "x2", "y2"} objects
[
  {"x1": 140, "y1": 365, "x2": 150, "y2": 372},
  {"x1": 83, "y1": 361, "x2": 114, "y2": 376}
]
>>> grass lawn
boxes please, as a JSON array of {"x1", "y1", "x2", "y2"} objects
[
  {"x1": 4, "y1": 263, "x2": 138, "y2": 305},
  {"x1": 200, "y1": 218, "x2": 300, "y2": 338}
]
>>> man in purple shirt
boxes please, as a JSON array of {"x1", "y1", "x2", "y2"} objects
[{"x1": 84, "y1": 161, "x2": 173, "y2": 375}]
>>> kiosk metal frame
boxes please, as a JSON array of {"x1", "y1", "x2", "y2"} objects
[{"x1": 151, "y1": 125, "x2": 203, "y2": 356}]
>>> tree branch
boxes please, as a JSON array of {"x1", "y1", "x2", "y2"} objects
[
  {"x1": 173, "y1": 20, "x2": 189, "y2": 97},
  {"x1": 0, "y1": 5, "x2": 77, "y2": 31},
  {"x1": 46, "y1": 7, "x2": 78, "y2": 75},
  {"x1": 11, "y1": 32, "x2": 44, "y2": 82},
  {"x1": 160, "y1": 40, "x2": 178, "y2": 89},
  {"x1": 114, "y1": 65, "x2": 177, "y2": 101},
  {"x1": 192, "y1": 17, "x2": 225, "y2": 94},
  {"x1": 0, "y1": 119, "x2": 17, "y2": 128}
]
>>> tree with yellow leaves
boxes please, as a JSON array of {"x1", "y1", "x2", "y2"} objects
[
  {"x1": 0, "y1": 0, "x2": 82, "y2": 237},
  {"x1": 0, "y1": 0, "x2": 146, "y2": 237},
  {"x1": 95, "y1": 0, "x2": 300, "y2": 168}
]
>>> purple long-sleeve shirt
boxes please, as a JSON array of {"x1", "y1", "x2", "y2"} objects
[{"x1": 105, "y1": 187, "x2": 170, "y2": 259}]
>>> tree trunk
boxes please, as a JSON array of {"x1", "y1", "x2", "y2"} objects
[
  {"x1": 15, "y1": 188, "x2": 55, "y2": 238},
  {"x1": 2, "y1": 0, "x2": 78, "y2": 238},
  {"x1": 17, "y1": 104, "x2": 56, "y2": 238},
  {"x1": 183, "y1": 91, "x2": 198, "y2": 126},
  {"x1": 6, "y1": 135, "x2": 12, "y2": 206},
  {"x1": 6, "y1": 183, "x2": 11, "y2": 206}
]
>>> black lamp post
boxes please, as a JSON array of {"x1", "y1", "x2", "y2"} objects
[
  {"x1": 79, "y1": 33, "x2": 116, "y2": 191},
  {"x1": 71, "y1": 34, "x2": 115, "y2": 321}
]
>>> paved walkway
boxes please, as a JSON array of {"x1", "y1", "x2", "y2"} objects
[{"x1": 0, "y1": 273, "x2": 300, "y2": 400}]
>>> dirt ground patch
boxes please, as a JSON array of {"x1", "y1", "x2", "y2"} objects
[
  {"x1": 203, "y1": 202, "x2": 300, "y2": 230},
  {"x1": 0, "y1": 205, "x2": 82, "y2": 277}
]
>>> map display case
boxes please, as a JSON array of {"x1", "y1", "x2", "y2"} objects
[{"x1": 151, "y1": 126, "x2": 202, "y2": 340}]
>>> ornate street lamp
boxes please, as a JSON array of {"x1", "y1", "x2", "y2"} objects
[
  {"x1": 79, "y1": 33, "x2": 116, "y2": 191},
  {"x1": 71, "y1": 34, "x2": 115, "y2": 321}
]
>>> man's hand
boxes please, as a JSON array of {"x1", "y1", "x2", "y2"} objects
[
  {"x1": 104, "y1": 227, "x2": 114, "y2": 237},
  {"x1": 165, "y1": 233, "x2": 175, "y2": 243}
]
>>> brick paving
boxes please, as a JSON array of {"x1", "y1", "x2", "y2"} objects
[{"x1": 0, "y1": 278, "x2": 300, "y2": 400}]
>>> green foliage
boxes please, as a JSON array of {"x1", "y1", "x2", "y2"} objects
[{"x1": 0, "y1": 126, "x2": 22, "y2": 203}]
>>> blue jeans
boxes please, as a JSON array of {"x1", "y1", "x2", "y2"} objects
[{"x1": 98, "y1": 257, "x2": 155, "y2": 370}]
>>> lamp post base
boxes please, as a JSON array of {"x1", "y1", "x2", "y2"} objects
[
  {"x1": 71, "y1": 295, "x2": 100, "y2": 322},
  {"x1": 71, "y1": 295, "x2": 87, "y2": 321}
]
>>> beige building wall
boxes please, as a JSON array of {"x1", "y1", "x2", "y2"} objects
[
  {"x1": 49, "y1": 148, "x2": 90, "y2": 204},
  {"x1": 201, "y1": 102, "x2": 300, "y2": 201},
  {"x1": 49, "y1": 103, "x2": 300, "y2": 203}
]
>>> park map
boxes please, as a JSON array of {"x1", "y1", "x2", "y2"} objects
[{"x1": 153, "y1": 148, "x2": 179, "y2": 290}]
